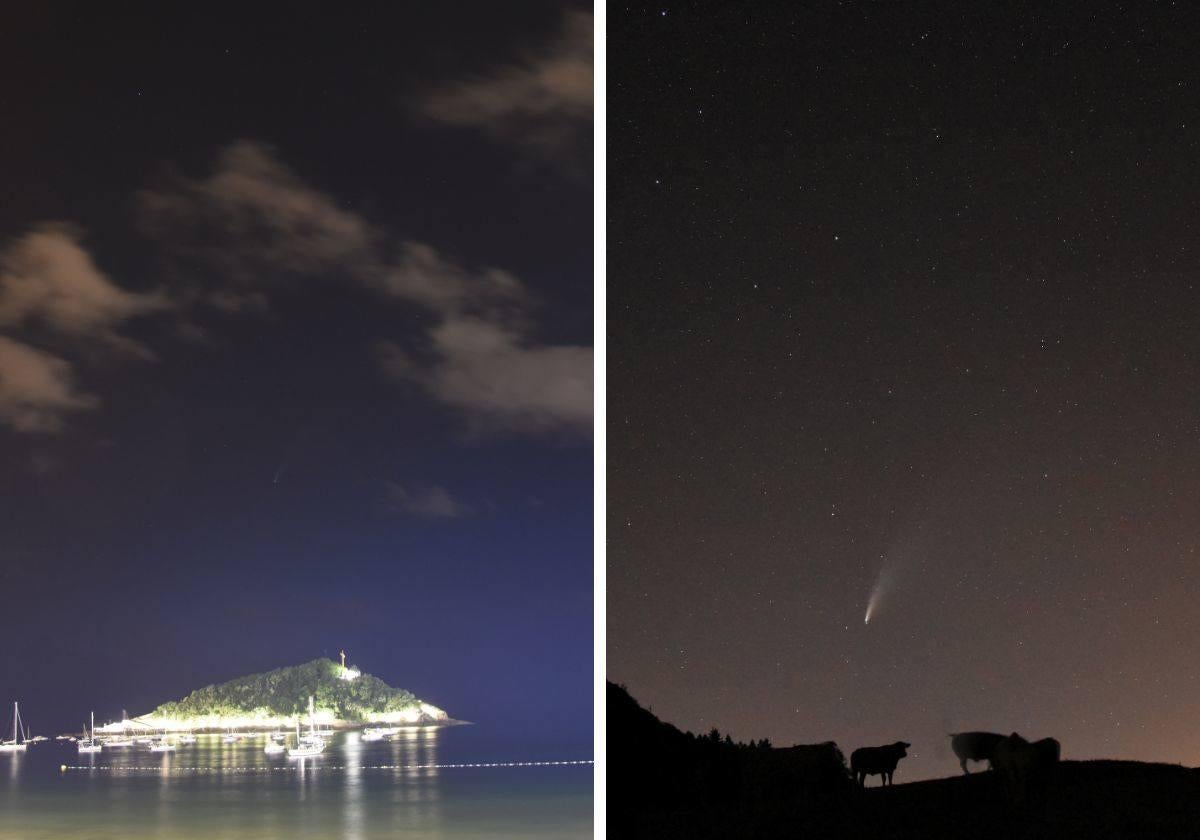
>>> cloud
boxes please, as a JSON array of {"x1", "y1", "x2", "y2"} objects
[
  {"x1": 419, "y1": 10, "x2": 592, "y2": 154},
  {"x1": 374, "y1": 241, "x2": 527, "y2": 319},
  {"x1": 142, "y1": 141, "x2": 592, "y2": 435},
  {"x1": 139, "y1": 140, "x2": 378, "y2": 285},
  {"x1": 374, "y1": 242, "x2": 591, "y2": 434},
  {"x1": 381, "y1": 481, "x2": 467, "y2": 519},
  {"x1": 0, "y1": 335, "x2": 98, "y2": 432},
  {"x1": 0, "y1": 225, "x2": 169, "y2": 359},
  {"x1": 377, "y1": 246, "x2": 592, "y2": 435},
  {"x1": 0, "y1": 224, "x2": 171, "y2": 433},
  {"x1": 378, "y1": 316, "x2": 592, "y2": 434}
]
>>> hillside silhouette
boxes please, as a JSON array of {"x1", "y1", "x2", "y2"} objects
[{"x1": 608, "y1": 681, "x2": 1200, "y2": 839}]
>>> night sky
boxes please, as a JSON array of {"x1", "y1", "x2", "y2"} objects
[
  {"x1": 0, "y1": 2, "x2": 592, "y2": 751},
  {"x1": 609, "y1": 4, "x2": 1200, "y2": 779}
]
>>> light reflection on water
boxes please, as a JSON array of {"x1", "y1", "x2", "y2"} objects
[{"x1": 0, "y1": 728, "x2": 591, "y2": 839}]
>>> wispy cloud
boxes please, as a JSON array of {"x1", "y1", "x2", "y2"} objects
[
  {"x1": 140, "y1": 140, "x2": 378, "y2": 293},
  {"x1": 378, "y1": 317, "x2": 592, "y2": 435},
  {"x1": 0, "y1": 335, "x2": 98, "y2": 433},
  {"x1": 0, "y1": 224, "x2": 169, "y2": 359},
  {"x1": 419, "y1": 10, "x2": 592, "y2": 156},
  {"x1": 373, "y1": 241, "x2": 527, "y2": 319},
  {"x1": 381, "y1": 481, "x2": 467, "y2": 519},
  {"x1": 0, "y1": 140, "x2": 590, "y2": 439},
  {"x1": 373, "y1": 242, "x2": 592, "y2": 434},
  {"x1": 0, "y1": 224, "x2": 171, "y2": 433},
  {"x1": 141, "y1": 141, "x2": 592, "y2": 435}
]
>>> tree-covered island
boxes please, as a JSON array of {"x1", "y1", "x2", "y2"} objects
[{"x1": 97, "y1": 658, "x2": 452, "y2": 732}]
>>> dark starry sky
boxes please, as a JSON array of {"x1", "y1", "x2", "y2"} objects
[{"x1": 608, "y1": 2, "x2": 1200, "y2": 780}]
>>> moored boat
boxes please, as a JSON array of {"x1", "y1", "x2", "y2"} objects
[
  {"x1": 0, "y1": 702, "x2": 28, "y2": 752},
  {"x1": 287, "y1": 697, "x2": 326, "y2": 758},
  {"x1": 77, "y1": 712, "x2": 102, "y2": 754}
]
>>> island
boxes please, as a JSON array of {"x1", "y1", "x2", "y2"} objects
[{"x1": 96, "y1": 657, "x2": 454, "y2": 733}]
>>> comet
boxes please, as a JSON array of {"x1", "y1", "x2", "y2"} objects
[
  {"x1": 864, "y1": 585, "x2": 881, "y2": 624},
  {"x1": 863, "y1": 557, "x2": 896, "y2": 626},
  {"x1": 864, "y1": 518, "x2": 933, "y2": 627}
]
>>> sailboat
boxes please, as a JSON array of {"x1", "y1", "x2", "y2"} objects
[
  {"x1": 178, "y1": 730, "x2": 197, "y2": 745},
  {"x1": 24, "y1": 718, "x2": 47, "y2": 744},
  {"x1": 264, "y1": 734, "x2": 286, "y2": 755},
  {"x1": 286, "y1": 696, "x2": 326, "y2": 758},
  {"x1": 221, "y1": 724, "x2": 242, "y2": 744},
  {"x1": 0, "y1": 702, "x2": 27, "y2": 752},
  {"x1": 77, "y1": 711, "x2": 102, "y2": 754}
]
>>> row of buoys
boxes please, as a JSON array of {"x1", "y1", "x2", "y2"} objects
[{"x1": 60, "y1": 759, "x2": 593, "y2": 773}]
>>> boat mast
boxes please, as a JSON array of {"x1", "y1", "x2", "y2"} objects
[{"x1": 11, "y1": 702, "x2": 15, "y2": 744}]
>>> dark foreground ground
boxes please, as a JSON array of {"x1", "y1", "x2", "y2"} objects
[
  {"x1": 609, "y1": 682, "x2": 1200, "y2": 839},
  {"x1": 850, "y1": 760, "x2": 1200, "y2": 839}
]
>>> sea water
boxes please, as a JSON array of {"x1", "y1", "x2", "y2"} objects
[{"x1": 0, "y1": 727, "x2": 592, "y2": 839}]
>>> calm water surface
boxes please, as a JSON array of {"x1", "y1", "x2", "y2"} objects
[{"x1": 0, "y1": 727, "x2": 592, "y2": 839}]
